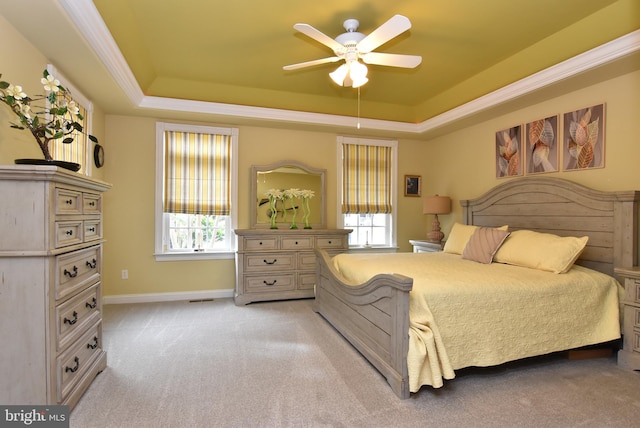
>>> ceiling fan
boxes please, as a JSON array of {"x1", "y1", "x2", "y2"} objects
[{"x1": 283, "y1": 15, "x2": 422, "y2": 88}]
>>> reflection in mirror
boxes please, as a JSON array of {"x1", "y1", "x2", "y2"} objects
[{"x1": 251, "y1": 161, "x2": 326, "y2": 229}]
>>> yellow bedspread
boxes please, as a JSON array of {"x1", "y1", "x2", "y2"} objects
[{"x1": 331, "y1": 252, "x2": 622, "y2": 393}]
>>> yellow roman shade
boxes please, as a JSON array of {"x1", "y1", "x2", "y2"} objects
[
  {"x1": 342, "y1": 143, "x2": 392, "y2": 214},
  {"x1": 163, "y1": 131, "x2": 231, "y2": 215}
]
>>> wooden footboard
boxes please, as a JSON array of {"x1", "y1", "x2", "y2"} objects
[{"x1": 314, "y1": 249, "x2": 413, "y2": 399}]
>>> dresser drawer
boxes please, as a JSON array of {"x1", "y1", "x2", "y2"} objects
[
  {"x1": 243, "y1": 236, "x2": 278, "y2": 251},
  {"x1": 55, "y1": 188, "x2": 83, "y2": 215},
  {"x1": 244, "y1": 253, "x2": 294, "y2": 272},
  {"x1": 632, "y1": 280, "x2": 640, "y2": 304},
  {"x1": 82, "y1": 193, "x2": 102, "y2": 215},
  {"x1": 633, "y1": 328, "x2": 640, "y2": 353},
  {"x1": 84, "y1": 220, "x2": 102, "y2": 242},
  {"x1": 56, "y1": 283, "x2": 101, "y2": 352},
  {"x1": 298, "y1": 252, "x2": 316, "y2": 271},
  {"x1": 316, "y1": 236, "x2": 345, "y2": 249},
  {"x1": 56, "y1": 246, "x2": 101, "y2": 301},
  {"x1": 245, "y1": 274, "x2": 295, "y2": 292},
  {"x1": 281, "y1": 236, "x2": 314, "y2": 250},
  {"x1": 298, "y1": 272, "x2": 316, "y2": 290},
  {"x1": 55, "y1": 221, "x2": 84, "y2": 248},
  {"x1": 56, "y1": 322, "x2": 102, "y2": 402}
]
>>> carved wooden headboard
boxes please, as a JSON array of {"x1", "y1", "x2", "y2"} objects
[{"x1": 461, "y1": 177, "x2": 639, "y2": 276}]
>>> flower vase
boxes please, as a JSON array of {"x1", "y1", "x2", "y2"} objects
[
  {"x1": 303, "y1": 197, "x2": 312, "y2": 229},
  {"x1": 269, "y1": 196, "x2": 278, "y2": 229},
  {"x1": 289, "y1": 197, "x2": 298, "y2": 229}
]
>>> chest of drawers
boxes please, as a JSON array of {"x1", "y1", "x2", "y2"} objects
[
  {"x1": 614, "y1": 266, "x2": 640, "y2": 370},
  {"x1": 234, "y1": 229, "x2": 351, "y2": 305},
  {"x1": 0, "y1": 165, "x2": 111, "y2": 410}
]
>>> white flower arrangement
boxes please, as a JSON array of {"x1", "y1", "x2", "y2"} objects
[{"x1": 0, "y1": 69, "x2": 98, "y2": 161}]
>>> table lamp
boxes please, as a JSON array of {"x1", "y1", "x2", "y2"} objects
[{"x1": 423, "y1": 195, "x2": 451, "y2": 243}]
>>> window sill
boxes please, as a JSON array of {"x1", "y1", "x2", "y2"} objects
[
  {"x1": 347, "y1": 246, "x2": 398, "y2": 254},
  {"x1": 154, "y1": 251, "x2": 235, "y2": 262}
]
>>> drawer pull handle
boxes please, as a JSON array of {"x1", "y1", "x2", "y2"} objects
[
  {"x1": 65, "y1": 199, "x2": 73, "y2": 205},
  {"x1": 87, "y1": 336, "x2": 99, "y2": 350},
  {"x1": 64, "y1": 311, "x2": 78, "y2": 325},
  {"x1": 295, "y1": 241, "x2": 298, "y2": 245},
  {"x1": 65, "y1": 357, "x2": 80, "y2": 373},
  {"x1": 328, "y1": 241, "x2": 332, "y2": 244},
  {"x1": 259, "y1": 241, "x2": 263, "y2": 245},
  {"x1": 86, "y1": 298, "x2": 97, "y2": 309},
  {"x1": 65, "y1": 230, "x2": 74, "y2": 236},
  {"x1": 89, "y1": 201, "x2": 96, "y2": 207},
  {"x1": 263, "y1": 280, "x2": 277, "y2": 286},
  {"x1": 86, "y1": 258, "x2": 97, "y2": 269},
  {"x1": 263, "y1": 259, "x2": 277, "y2": 265},
  {"x1": 88, "y1": 226, "x2": 96, "y2": 232},
  {"x1": 64, "y1": 266, "x2": 78, "y2": 278}
]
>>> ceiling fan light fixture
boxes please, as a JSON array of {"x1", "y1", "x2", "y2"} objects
[
  {"x1": 329, "y1": 63, "x2": 349, "y2": 86},
  {"x1": 349, "y1": 61, "x2": 368, "y2": 87}
]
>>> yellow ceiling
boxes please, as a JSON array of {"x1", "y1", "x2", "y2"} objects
[
  {"x1": 2, "y1": 0, "x2": 639, "y2": 132},
  {"x1": 91, "y1": 0, "x2": 633, "y2": 122}
]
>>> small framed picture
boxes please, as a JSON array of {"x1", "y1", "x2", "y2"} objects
[{"x1": 404, "y1": 175, "x2": 421, "y2": 197}]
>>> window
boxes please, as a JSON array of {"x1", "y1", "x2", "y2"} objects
[
  {"x1": 337, "y1": 136, "x2": 397, "y2": 248},
  {"x1": 48, "y1": 64, "x2": 93, "y2": 175},
  {"x1": 155, "y1": 122, "x2": 238, "y2": 260}
]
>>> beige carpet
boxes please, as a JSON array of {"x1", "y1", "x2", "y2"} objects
[{"x1": 70, "y1": 298, "x2": 640, "y2": 427}]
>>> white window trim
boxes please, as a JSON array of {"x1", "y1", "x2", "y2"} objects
[
  {"x1": 46, "y1": 64, "x2": 94, "y2": 176},
  {"x1": 336, "y1": 136, "x2": 398, "y2": 249},
  {"x1": 154, "y1": 122, "x2": 238, "y2": 261}
]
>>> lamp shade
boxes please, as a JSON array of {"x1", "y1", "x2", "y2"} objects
[{"x1": 423, "y1": 195, "x2": 451, "y2": 215}]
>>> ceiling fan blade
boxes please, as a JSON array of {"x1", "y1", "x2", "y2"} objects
[
  {"x1": 357, "y1": 15, "x2": 412, "y2": 54},
  {"x1": 293, "y1": 23, "x2": 344, "y2": 52},
  {"x1": 283, "y1": 56, "x2": 341, "y2": 71},
  {"x1": 360, "y1": 52, "x2": 422, "y2": 68}
]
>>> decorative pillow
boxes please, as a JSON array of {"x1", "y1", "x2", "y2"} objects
[
  {"x1": 493, "y1": 230, "x2": 589, "y2": 274},
  {"x1": 443, "y1": 223, "x2": 509, "y2": 255},
  {"x1": 462, "y1": 227, "x2": 511, "y2": 264}
]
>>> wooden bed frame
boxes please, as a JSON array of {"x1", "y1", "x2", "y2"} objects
[{"x1": 314, "y1": 177, "x2": 639, "y2": 399}]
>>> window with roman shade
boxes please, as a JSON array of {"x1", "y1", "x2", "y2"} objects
[
  {"x1": 342, "y1": 142, "x2": 393, "y2": 214},
  {"x1": 337, "y1": 136, "x2": 397, "y2": 248},
  {"x1": 155, "y1": 122, "x2": 238, "y2": 260},
  {"x1": 48, "y1": 64, "x2": 93, "y2": 175},
  {"x1": 163, "y1": 131, "x2": 231, "y2": 215}
]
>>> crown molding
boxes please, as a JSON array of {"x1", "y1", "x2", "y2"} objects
[{"x1": 60, "y1": 1, "x2": 639, "y2": 135}]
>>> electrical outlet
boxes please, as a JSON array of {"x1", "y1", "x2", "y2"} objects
[{"x1": 121, "y1": 269, "x2": 128, "y2": 280}]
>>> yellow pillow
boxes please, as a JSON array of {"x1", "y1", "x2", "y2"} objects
[
  {"x1": 443, "y1": 223, "x2": 509, "y2": 255},
  {"x1": 493, "y1": 230, "x2": 589, "y2": 274}
]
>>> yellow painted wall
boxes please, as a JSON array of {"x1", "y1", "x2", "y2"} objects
[
  {"x1": 421, "y1": 69, "x2": 640, "y2": 241},
  {"x1": 101, "y1": 116, "x2": 428, "y2": 296},
  {"x1": 0, "y1": 15, "x2": 107, "y2": 182}
]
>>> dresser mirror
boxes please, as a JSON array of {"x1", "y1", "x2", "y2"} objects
[{"x1": 251, "y1": 160, "x2": 326, "y2": 229}]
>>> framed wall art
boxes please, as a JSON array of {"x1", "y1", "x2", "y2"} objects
[
  {"x1": 562, "y1": 103, "x2": 606, "y2": 171},
  {"x1": 404, "y1": 175, "x2": 421, "y2": 197},
  {"x1": 495, "y1": 125, "x2": 523, "y2": 178},
  {"x1": 526, "y1": 115, "x2": 558, "y2": 174}
]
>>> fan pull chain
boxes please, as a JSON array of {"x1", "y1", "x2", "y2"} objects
[{"x1": 357, "y1": 87, "x2": 361, "y2": 129}]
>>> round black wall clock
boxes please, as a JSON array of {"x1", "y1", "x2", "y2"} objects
[{"x1": 93, "y1": 144, "x2": 105, "y2": 168}]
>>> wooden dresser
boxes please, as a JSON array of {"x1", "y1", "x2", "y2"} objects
[
  {"x1": 234, "y1": 229, "x2": 350, "y2": 305},
  {"x1": 614, "y1": 266, "x2": 640, "y2": 370},
  {"x1": 0, "y1": 165, "x2": 111, "y2": 410}
]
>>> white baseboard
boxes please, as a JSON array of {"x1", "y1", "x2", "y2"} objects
[{"x1": 103, "y1": 289, "x2": 235, "y2": 305}]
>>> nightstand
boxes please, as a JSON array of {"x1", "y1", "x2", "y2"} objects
[
  {"x1": 409, "y1": 240, "x2": 443, "y2": 253},
  {"x1": 614, "y1": 266, "x2": 640, "y2": 370}
]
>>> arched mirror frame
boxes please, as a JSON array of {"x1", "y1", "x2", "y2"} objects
[{"x1": 250, "y1": 160, "x2": 327, "y2": 229}]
